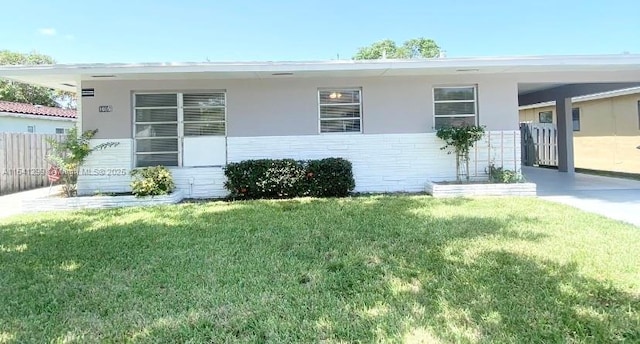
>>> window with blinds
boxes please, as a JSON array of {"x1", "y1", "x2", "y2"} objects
[
  {"x1": 318, "y1": 89, "x2": 362, "y2": 133},
  {"x1": 433, "y1": 86, "x2": 477, "y2": 129},
  {"x1": 134, "y1": 92, "x2": 226, "y2": 167},
  {"x1": 183, "y1": 93, "x2": 226, "y2": 136}
]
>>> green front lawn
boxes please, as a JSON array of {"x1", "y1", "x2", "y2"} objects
[{"x1": 1, "y1": 196, "x2": 638, "y2": 343}]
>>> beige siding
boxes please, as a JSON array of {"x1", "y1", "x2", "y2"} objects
[
  {"x1": 81, "y1": 75, "x2": 519, "y2": 139},
  {"x1": 519, "y1": 94, "x2": 640, "y2": 173},
  {"x1": 519, "y1": 105, "x2": 556, "y2": 123}
]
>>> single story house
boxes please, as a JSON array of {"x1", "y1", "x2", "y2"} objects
[
  {"x1": 0, "y1": 100, "x2": 76, "y2": 134},
  {"x1": 1, "y1": 55, "x2": 639, "y2": 197},
  {"x1": 520, "y1": 87, "x2": 640, "y2": 174}
]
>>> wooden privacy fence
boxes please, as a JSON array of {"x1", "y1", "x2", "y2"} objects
[
  {"x1": 520, "y1": 122, "x2": 558, "y2": 167},
  {"x1": 0, "y1": 133, "x2": 66, "y2": 195}
]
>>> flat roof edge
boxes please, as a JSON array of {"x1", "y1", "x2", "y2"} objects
[{"x1": 2, "y1": 54, "x2": 640, "y2": 75}]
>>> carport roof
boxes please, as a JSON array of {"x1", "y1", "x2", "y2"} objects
[
  {"x1": 519, "y1": 86, "x2": 640, "y2": 109},
  {"x1": 1, "y1": 54, "x2": 640, "y2": 93}
]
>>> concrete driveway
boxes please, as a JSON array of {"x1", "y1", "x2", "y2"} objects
[
  {"x1": 523, "y1": 167, "x2": 640, "y2": 227},
  {"x1": 0, "y1": 186, "x2": 62, "y2": 219}
]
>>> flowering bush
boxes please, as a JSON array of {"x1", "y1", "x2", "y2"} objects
[{"x1": 130, "y1": 166, "x2": 175, "y2": 197}]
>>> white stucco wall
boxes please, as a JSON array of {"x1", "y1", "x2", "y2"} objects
[
  {"x1": 81, "y1": 74, "x2": 520, "y2": 139},
  {"x1": 0, "y1": 113, "x2": 75, "y2": 134}
]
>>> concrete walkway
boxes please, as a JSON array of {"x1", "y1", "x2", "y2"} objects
[
  {"x1": 0, "y1": 186, "x2": 62, "y2": 219},
  {"x1": 523, "y1": 167, "x2": 640, "y2": 227}
]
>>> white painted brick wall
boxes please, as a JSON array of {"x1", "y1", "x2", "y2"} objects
[
  {"x1": 426, "y1": 181, "x2": 536, "y2": 197},
  {"x1": 77, "y1": 131, "x2": 522, "y2": 196},
  {"x1": 77, "y1": 139, "x2": 227, "y2": 198},
  {"x1": 228, "y1": 131, "x2": 522, "y2": 193},
  {"x1": 77, "y1": 139, "x2": 133, "y2": 195},
  {"x1": 169, "y1": 167, "x2": 227, "y2": 198}
]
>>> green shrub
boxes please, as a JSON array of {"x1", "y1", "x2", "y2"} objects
[
  {"x1": 487, "y1": 164, "x2": 524, "y2": 183},
  {"x1": 256, "y1": 159, "x2": 305, "y2": 198},
  {"x1": 307, "y1": 158, "x2": 355, "y2": 197},
  {"x1": 224, "y1": 158, "x2": 355, "y2": 199},
  {"x1": 130, "y1": 166, "x2": 176, "y2": 197}
]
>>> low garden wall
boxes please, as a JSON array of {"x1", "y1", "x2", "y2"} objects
[
  {"x1": 22, "y1": 190, "x2": 184, "y2": 213},
  {"x1": 426, "y1": 181, "x2": 536, "y2": 198}
]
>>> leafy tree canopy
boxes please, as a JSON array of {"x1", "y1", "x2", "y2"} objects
[
  {"x1": 0, "y1": 50, "x2": 74, "y2": 108},
  {"x1": 353, "y1": 38, "x2": 440, "y2": 60}
]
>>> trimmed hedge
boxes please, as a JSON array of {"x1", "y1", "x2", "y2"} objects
[{"x1": 224, "y1": 158, "x2": 355, "y2": 199}]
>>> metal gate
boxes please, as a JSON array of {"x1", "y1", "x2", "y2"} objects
[{"x1": 520, "y1": 122, "x2": 558, "y2": 166}]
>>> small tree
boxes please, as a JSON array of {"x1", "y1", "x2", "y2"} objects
[
  {"x1": 47, "y1": 127, "x2": 117, "y2": 197},
  {"x1": 436, "y1": 125, "x2": 485, "y2": 182}
]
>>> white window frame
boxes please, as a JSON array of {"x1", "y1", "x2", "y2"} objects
[
  {"x1": 133, "y1": 91, "x2": 227, "y2": 168},
  {"x1": 317, "y1": 88, "x2": 363, "y2": 134},
  {"x1": 433, "y1": 85, "x2": 478, "y2": 129},
  {"x1": 572, "y1": 107, "x2": 581, "y2": 132},
  {"x1": 134, "y1": 93, "x2": 181, "y2": 167}
]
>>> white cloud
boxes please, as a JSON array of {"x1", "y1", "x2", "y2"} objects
[{"x1": 38, "y1": 28, "x2": 57, "y2": 36}]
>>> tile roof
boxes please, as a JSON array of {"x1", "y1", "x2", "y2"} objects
[{"x1": 0, "y1": 101, "x2": 76, "y2": 119}]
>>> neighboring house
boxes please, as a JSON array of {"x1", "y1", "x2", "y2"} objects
[
  {"x1": 519, "y1": 87, "x2": 640, "y2": 174},
  {"x1": 1, "y1": 55, "x2": 639, "y2": 197},
  {"x1": 0, "y1": 101, "x2": 76, "y2": 134}
]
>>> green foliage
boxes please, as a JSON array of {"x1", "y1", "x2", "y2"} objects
[
  {"x1": 0, "y1": 50, "x2": 75, "y2": 107},
  {"x1": 402, "y1": 38, "x2": 441, "y2": 58},
  {"x1": 130, "y1": 166, "x2": 176, "y2": 197},
  {"x1": 306, "y1": 158, "x2": 355, "y2": 197},
  {"x1": 353, "y1": 37, "x2": 440, "y2": 60},
  {"x1": 224, "y1": 158, "x2": 355, "y2": 199},
  {"x1": 46, "y1": 127, "x2": 117, "y2": 197},
  {"x1": 436, "y1": 125, "x2": 485, "y2": 156},
  {"x1": 354, "y1": 39, "x2": 404, "y2": 59},
  {"x1": 488, "y1": 164, "x2": 525, "y2": 183},
  {"x1": 436, "y1": 125, "x2": 485, "y2": 181}
]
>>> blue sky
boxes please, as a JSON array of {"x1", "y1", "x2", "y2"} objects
[{"x1": 1, "y1": 0, "x2": 639, "y2": 63}]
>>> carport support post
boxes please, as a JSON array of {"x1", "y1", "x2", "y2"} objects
[{"x1": 556, "y1": 97, "x2": 575, "y2": 173}]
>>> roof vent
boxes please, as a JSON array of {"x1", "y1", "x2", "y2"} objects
[
  {"x1": 34, "y1": 105, "x2": 43, "y2": 108},
  {"x1": 272, "y1": 72, "x2": 294, "y2": 76},
  {"x1": 91, "y1": 75, "x2": 116, "y2": 78},
  {"x1": 61, "y1": 83, "x2": 76, "y2": 87}
]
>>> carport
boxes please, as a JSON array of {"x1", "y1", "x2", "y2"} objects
[
  {"x1": 517, "y1": 61, "x2": 640, "y2": 173},
  {"x1": 516, "y1": 60, "x2": 640, "y2": 226}
]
